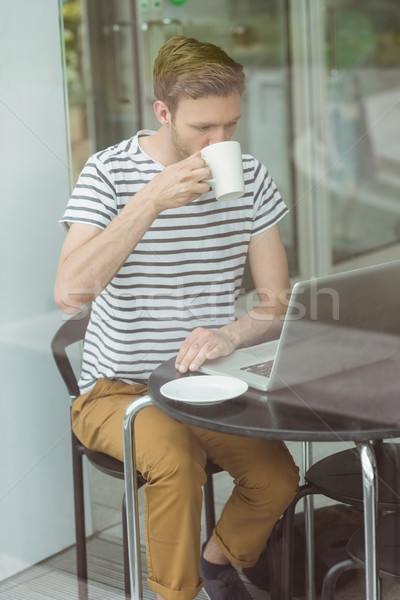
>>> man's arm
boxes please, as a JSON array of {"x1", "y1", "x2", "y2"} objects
[
  {"x1": 55, "y1": 154, "x2": 210, "y2": 314},
  {"x1": 175, "y1": 224, "x2": 291, "y2": 373}
]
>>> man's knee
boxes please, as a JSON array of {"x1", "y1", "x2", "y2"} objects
[
  {"x1": 272, "y1": 462, "x2": 300, "y2": 509},
  {"x1": 237, "y1": 446, "x2": 299, "y2": 508}
]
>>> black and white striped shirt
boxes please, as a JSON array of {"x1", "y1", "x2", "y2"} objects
[{"x1": 61, "y1": 131, "x2": 288, "y2": 393}]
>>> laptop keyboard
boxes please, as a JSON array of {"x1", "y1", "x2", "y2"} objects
[{"x1": 240, "y1": 359, "x2": 274, "y2": 378}]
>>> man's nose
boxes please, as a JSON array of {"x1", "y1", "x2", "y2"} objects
[{"x1": 209, "y1": 129, "x2": 229, "y2": 145}]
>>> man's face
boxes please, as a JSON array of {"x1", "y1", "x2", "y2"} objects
[{"x1": 168, "y1": 93, "x2": 242, "y2": 160}]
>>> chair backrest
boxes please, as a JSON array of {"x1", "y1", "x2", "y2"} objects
[{"x1": 51, "y1": 309, "x2": 90, "y2": 398}]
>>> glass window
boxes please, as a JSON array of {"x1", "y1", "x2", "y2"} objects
[
  {"x1": 61, "y1": 0, "x2": 298, "y2": 278},
  {"x1": 325, "y1": 1, "x2": 400, "y2": 263}
]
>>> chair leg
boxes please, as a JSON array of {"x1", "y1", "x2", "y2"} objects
[
  {"x1": 280, "y1": 484, "x2": 316, "y2": 600},
  {"x1": 266, "y1": 526, "x2": 282, "y2": 600},
  {"x1": 71, "y1": 435, "x2": 88, "y2": 582},
  {"x1": 71, "y1": 435, "x2": 89, "y2": 600},
  {"x1": 320, "y1": 559, "x2": 359, "y2": 600},
  {"x1": 204, "y1": 473, "x2": 216, "y2": 540},
  {"x1": 123, "y1": 494, "x2": 131, "y2": 599}
]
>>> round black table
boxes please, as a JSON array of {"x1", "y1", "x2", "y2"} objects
[
  {"x1": 148, "y1": 358, "x2": 400, "y2": 443},
  {"x1": 123, "y1": 358, "x2": 400, "y2": 600}
]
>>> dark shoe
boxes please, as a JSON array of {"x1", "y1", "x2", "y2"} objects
[{"x1": 200, "y1": 553, "x2": 253, "y2": 600}]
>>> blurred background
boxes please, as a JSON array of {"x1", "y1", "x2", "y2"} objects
[{"x1": 63, "y1": 0, "x2": 400, "y2": 280}]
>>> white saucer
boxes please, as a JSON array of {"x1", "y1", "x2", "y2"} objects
[{"x1": 160, "y1": 375, "x2": 248, "y2": 404}]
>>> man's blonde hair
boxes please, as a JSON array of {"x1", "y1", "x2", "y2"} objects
[{"x1": 153, "y1": 36, "x2": 245, "y2": 114}]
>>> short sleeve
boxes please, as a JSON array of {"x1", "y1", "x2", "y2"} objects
[
  {"x1": 250, "y1": 158, "x2": 289, "y2": 236},
  {"x1": 60, "y1": 155, "x2": 118, "y2": 231}
]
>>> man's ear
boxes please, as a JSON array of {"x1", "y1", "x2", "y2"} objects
[{"x1": 153, "y1": 100, "x2": 171, "y2": 126}]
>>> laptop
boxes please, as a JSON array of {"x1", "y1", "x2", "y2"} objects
[{"x1": 199, "y1": 259, "x2": 400, "y2": 392}]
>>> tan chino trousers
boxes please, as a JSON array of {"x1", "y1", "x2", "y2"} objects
[{"x1": 72, "y1": 378, "x2": 299, "y2": 600}]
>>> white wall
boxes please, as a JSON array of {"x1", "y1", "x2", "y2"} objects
[{"x1": 0, "y1": 0, "x2": 79, "y2": 580}]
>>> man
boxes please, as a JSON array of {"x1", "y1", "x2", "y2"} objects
[{"x1": 55, "y1": 36, "x2": 299, "y2": 600}]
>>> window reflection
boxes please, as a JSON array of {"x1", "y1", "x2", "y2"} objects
[
  {"x1": 325, "y1": 3, "x2": 400, "y2": 262},
  {"x1": 63, "y1": 0, "x2": 90, "y2": 182},
  {"x1": 61, "y1": 0, "x2": 400, "y2": 276}
]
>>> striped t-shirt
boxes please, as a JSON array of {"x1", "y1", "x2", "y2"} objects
[{"x1": 61, "y1": 130, "x2": 288, "y2": 393}]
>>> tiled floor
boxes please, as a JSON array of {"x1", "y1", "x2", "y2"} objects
[{"x1": 1, "y1": 440, "x2": 400, "y2": 599}]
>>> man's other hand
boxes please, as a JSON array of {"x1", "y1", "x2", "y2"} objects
[{"x1": 175, "y1": 327, "x2": 236, "y2": 374}]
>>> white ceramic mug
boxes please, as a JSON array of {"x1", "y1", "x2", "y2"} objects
[{"x1": 201, "y1": 140, "x2": 245, "y2": 201}]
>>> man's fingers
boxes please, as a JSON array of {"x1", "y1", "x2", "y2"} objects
[
  {"x1": 175, "y1": 329, "x2": 235, "y2": 373},
  {"x1": 175, "y1": 328, "x2": 214, "y2": 373}
]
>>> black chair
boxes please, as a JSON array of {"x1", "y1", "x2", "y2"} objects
[
  {"x1": 281, "y1": 441, "x2": 400, "y2": 599},
  {"x1": 51, "y1": 310, "x2": 222, "y2": 599},
  {"x1": 321, "y1": 511, "x2": 400, "y2": 599}
]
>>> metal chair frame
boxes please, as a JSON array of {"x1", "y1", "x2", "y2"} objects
[
  {"x1": 321, "y1": 510, "x2": 400, "y2": 599},
  {"x1": 281, "y1": 440, "x2": 400, "y2": 600}
]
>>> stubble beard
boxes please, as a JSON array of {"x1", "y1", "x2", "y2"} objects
[{"x1": 170, "y1": 121, "x2": 192, "y2": 161}]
